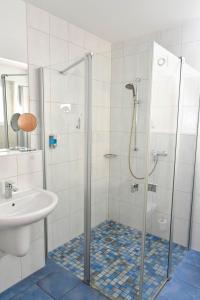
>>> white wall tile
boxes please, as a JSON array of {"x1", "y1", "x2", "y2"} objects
[
  {"x1": 174, "y1": 163, "x2": 194, "y2": 193},
  {"x1": 70, "y1": 211, "x2": 84, "y2": 238},
  {"x1": 28, "y1": 28, "x2": 50, "y2": 66},
  {"x1": 176, "y1": 134, "x2": 196, "y2": 164},
  {"x1": 28, "y1": 64, "x2": 40, "y2": 101},
  {"x1": 27, "y1": 4, "x2": 49, "y2": 34},
  {"x1": 17, "y1": 151, "x2": 42, "y2": 175},
  {"x1": 174, "y1": 191, "x2": 191, "y2": 220},
  {"x1": 50, "y1": 15, "x2": 68, "y2": 40},
  {"x1": 180, "y1": 106, "x2": 199, "y2": 134},
  {"x1": 191, "y1": 194, "x2": 200, "y2": 224},
  {"x1": 50, "y1": 36, "x2": 68, "y2": 66},
  {"x1": 50, "y1": 70, "x2": 68, "y2": 103},
  {"x1": 173, "y1": 218, "x2": 189, "y2": 247},
  {"x1": 51, "y1": 217, "x2": 71, "y2": 248},
  {"x1": 93, "y1": 199, "x2": 108, "y2": 226},
  {"x1": 31, "y1": 220, "x2": 44, "y2": 241},
  {"x1": 68, "y1": 24, "x2": 85, "y2": 47},
  {"x1": 48, "y1": 189, "x2": 70, "y2": 223},
  {"x1": 0, "y1": 155, "x2": 17, "y2": 179},
  {"x1": 21, "y1": 238, "x2": 45, "y2": 279},
  {"x1": 49, "y1": 163, "x2": 70, "y2": 192},
  {"x1": 18, "y1": 171, "x2": 43, "y2": 189},
  {"x1": 69, "y1": 186, "x2": 84, "y2": 214},
  {"x1": 0, "y1": 255, "x2": 21, "y2": 293},
  {"x1": 191, "y1": 222, "x2": 200, "y2": 250}
]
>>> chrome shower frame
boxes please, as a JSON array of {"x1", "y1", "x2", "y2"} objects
[
  {"x1": 39, "y1": 49, "x2": 200, "y2": 300},
  {"x1": 40, "y1": 53, "x2": 93, "y2": 284}
]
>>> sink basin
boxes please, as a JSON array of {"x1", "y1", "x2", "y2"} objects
[{"x1": 0, "y1": 188, "x2": 58, "y2": 257}]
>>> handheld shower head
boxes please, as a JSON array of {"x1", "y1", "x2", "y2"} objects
[{"x1": 125, "y1": 83, "x2": 136, "y2": 98}]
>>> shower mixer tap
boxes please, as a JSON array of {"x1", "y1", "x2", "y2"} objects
[{"x1": 152, "y1": 150, "x2": 168, "y2": 161}]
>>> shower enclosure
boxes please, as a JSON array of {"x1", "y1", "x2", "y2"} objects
[{"x1": 40, "y1": 42, "x2": 200, "y2": 300}]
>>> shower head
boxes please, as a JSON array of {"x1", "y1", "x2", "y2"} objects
[{"x1": 125, "y1": 83, "x2": 136, "y2": 97}]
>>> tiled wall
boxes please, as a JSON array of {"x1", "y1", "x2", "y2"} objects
[
  {"x1": 26, "y1": 4, "x2": 111, "y2": 251},
  {"x1": 109, "y1": 44, "x2": 152, "y2": 230},
  {"x1": 149, "y1": 44, "x2": 200, "y2": 246},
  {"x1": 0, "y1": 0, "x2": 27, "y2": 63},
  {"x1": 0, "y1": 151, "x2": 44, "y2": 293},
  {"x1": 110, "y1": 20, "x2": 200, "y2": 250}
]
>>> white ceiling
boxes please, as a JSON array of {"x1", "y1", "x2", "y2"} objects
[{"x1": 26, "y1": 0, "x2": 200, "y2": 42}]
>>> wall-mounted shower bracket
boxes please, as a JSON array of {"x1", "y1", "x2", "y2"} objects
[{"x1": 104, "y1": 153, "x2": 118, "y2": 159}]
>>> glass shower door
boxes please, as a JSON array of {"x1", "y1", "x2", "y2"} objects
[
  {"x1": 142, "y1": 43, "x2": 182, "y2": 299},
  {"x1": 90, "y1": 49, "x2": 151, "y2": 299},
  {"x1": 171, "y1": 61, "x2": 200, "y2": 271},
  {"x1": 41, "y1": 54, "x2": 92, "y2": 282}
]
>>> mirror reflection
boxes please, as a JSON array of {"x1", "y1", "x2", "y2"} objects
[
  {"x1": 0, "y1": 60, "x2": 29, "y2": 149},
  {"x1": 0, "y1": 0, "x2": 34, "y2": 151}
]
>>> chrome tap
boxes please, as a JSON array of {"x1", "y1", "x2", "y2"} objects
[{"x1": 5, "y1": 181, "x2": 18, "y2": 199}]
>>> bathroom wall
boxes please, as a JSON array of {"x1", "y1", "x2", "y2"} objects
[
  {"x1": 0, "y1": 150, "x2": 44, "y2": 293},
  {"x1": 110, "y1": 20, "x2": 200, "y2": 250},
  {"x1": 149, "y1": 43, "x2": 200, "y2": 246},
  {"x1": 0, "y1": 0, "x2": 27, "y2": 63},
  {"x1": 26, "y1": 4, "x2": 111, "y2": 251},
  {"x1": 108, "y1": 44, "x2": 152, "y2": 230}
]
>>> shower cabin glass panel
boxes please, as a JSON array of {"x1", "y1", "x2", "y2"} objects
[
  {"x1": 40, "y1": 44, "x2": 200, "y2": 300},
  {"x1": 172, "y1": 61, "x2": 200, "y2": 267},
  {"x1": 41, "y1": 56, "x2": 87, "y2": 280},
  {"x1": 99, "y1": 46, "x2": 152, "y2": 299},
  {"x1": 144, "y1": 43, "x2": 200, "y2": 299},
  {"x1": 143, "y1": 43, "x2": 182, "y2": 299}
]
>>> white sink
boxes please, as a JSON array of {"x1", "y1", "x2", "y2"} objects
[{"x1": 0, "y1": 189, "x2": 58, "y2": 257}]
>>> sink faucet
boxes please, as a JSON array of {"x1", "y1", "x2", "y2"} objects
[{"x1": 5, "y1": 181, "x2": 18, "y2": 199}]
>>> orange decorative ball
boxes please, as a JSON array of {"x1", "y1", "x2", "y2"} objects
[{"x1": 18, "y1": 113, "x2": 37, "y2": 132}]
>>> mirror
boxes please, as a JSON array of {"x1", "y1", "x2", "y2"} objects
[{"x1": 0, "y1": 0, "x2": 31, "y2": 150}]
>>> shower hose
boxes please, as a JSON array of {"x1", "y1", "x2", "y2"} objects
[{"x1": 128, "y1": 98, "x2": 158, "y2": 180}]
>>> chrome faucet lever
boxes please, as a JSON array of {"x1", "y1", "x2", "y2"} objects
[{"x1": 5, "y1": 181, "x2": 18, "y2": 199}]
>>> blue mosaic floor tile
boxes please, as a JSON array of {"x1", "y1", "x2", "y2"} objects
[
  {"x1": 157, "y1": 277, "x2": 200, "y2": 300},
  {"x1": 49, "y1": 220, "x2": 187, "y2": 300},
  {"x1": 38, "y1": 270, "x2": 81, "y2": 299},
  {"x1": 12, "y1": 285, "x2": 52, "y2": 300},
  {"x1": 60, "y1": 283, "x2": 108, "y2": 300},
  {"x1": 0, "y1": 277, "x2": 33, "y2": 300}
]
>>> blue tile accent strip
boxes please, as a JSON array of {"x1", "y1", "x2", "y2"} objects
[
  {"x1": 0, "y1": 260, "x2": 99, "y2": 300},
  {"x1": 12, "y1": 285, "x2": 53, "y2": 300},
  {"x1": 157, "y1": 250, "x2": 200, "y2": 300},
  {"x1": 0, "y1": 277, "x2": 33, "y2": 300},
  {"x1": 184, "y1": 250, "x2": 200, "y2": 268},
  {"x1": 38, "y1": 270, "x2": 81, "y2": 299},
  {"x1": 174, "y1": 262, "x2": 200, "y2": 288},
  {"x1": 28, "y1": 258, "x2": 64, "y2": 283},
  {"x1": 60, "y1": 283, "x2": 108, "y2": 300},
  {"x1": 158, "y1": 277, "x2": 200, "y2": 300}
]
